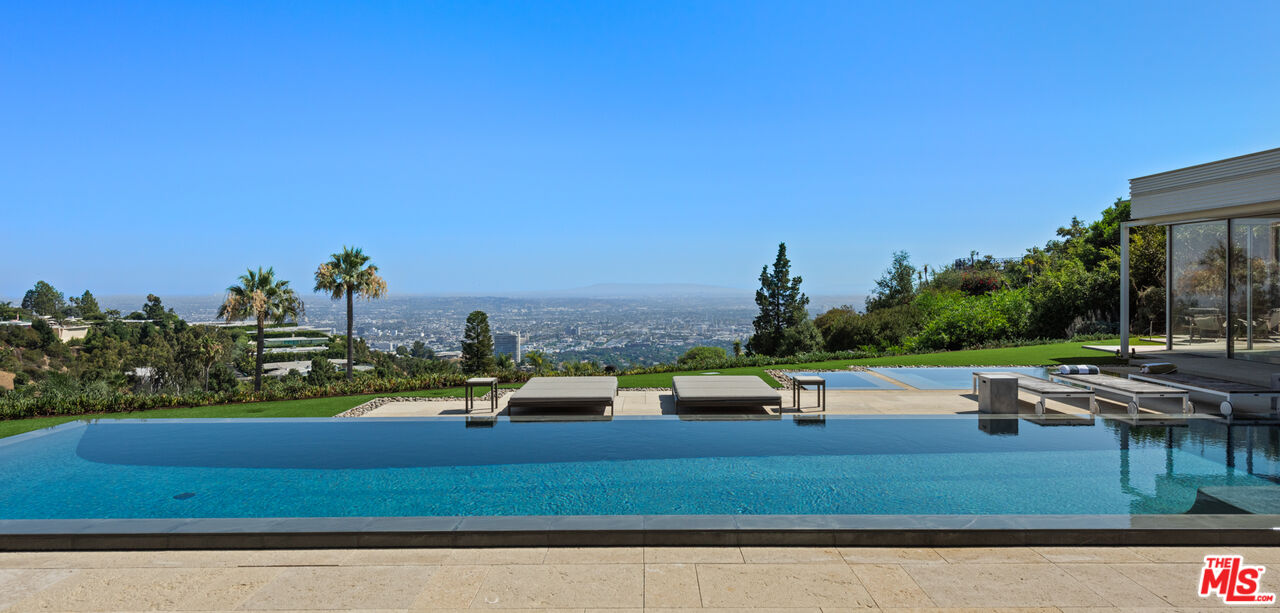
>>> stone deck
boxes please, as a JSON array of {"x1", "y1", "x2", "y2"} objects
[
  {"x1": 360, "y1": 389, "x2": 1102, "y2": 418},
  {"x1": 7, "y1": 379, "x2": 1258, "y2": 610},
  {"x1": 1, "y1": 545, "x2": 1275, "y2": 611}
]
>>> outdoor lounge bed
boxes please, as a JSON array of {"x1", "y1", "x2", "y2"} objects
[
  {"x1": 672, "y1": 375, "x2": 784, "y2": 414},
  {"x1": 505, "y1": 376, "x2": 617, "y2": 414},
  {"x1": 1053, "y1": 373, "x2": 1192, "y2": 416},
  {"x1": 1129, "y1": 372, "x2": 1280, "y2": 417},
  {"x1": 971, "y1": 372, "x2": 1095, "y2": 415}
]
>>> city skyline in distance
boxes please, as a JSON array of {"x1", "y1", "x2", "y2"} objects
[{"x1": 59, "y1": 289, "x2": 870, "y2": 367}]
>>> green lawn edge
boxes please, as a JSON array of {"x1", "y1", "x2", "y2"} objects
[
  {"x1": 0, "y1": 339, "x2": 1143, "y2": 439},
  {"x1": 0, "y1": 384, "x2": 522, "y2": 440},
  {"x1": 614, "y1": 338, "x2": 1140, "y2": 388}
]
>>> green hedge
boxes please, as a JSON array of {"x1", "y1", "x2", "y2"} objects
[
  {"x1": 616, "y1": 349, "x2": 876, "y2": 375},
  {"x1": 0, "y1": 372, "x2": 531, "y2": 421}
]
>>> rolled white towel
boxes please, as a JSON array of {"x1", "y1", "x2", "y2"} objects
[
  {"x1": 1057, "y1": 364, "x2": 1100, "y2": 375},
  {"x1": 1140, "y1": 362, "x2": 1177, "y2": 374}
]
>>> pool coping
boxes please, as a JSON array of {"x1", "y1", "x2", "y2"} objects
[
  {"x1": 3, "y1": 513, "x2": 1280, "y2": 550},
  {"x1": 3, "y1": 415, "x2": 1277, "y2": 550}
]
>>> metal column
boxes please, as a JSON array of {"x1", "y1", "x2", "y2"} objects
[
  {"x1": 1120, "y1": 222, "x2": 1130, "y2": 359},
  {"x1": 1165, "y1": 226, "x2": 1173, "y2": 350}
]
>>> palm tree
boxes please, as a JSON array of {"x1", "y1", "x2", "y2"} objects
[
  {"x1": 313, "y1": 247, "x2": 387, "y2": 380},
  {"x1": 523, "y1": 349, "x2": 550, "y2": 374},
  {"x1": 194, "y1": 334, "x2": 226, "y2": 391},
  {"x1": 218, "y1": 267, "x2": 305, "y2": 391}
]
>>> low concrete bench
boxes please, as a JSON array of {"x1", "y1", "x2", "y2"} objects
[
  {"x1": 1130, "y1": 372, "x2": 1280, "y2": 418},
  {"x1": 506, "y1": 377, "x2": 618, "y2": 414},
  {"x1": 1054, "y1": 373, "x2": 1191, "y2": 416},
  {"x1": 672, "y1": 376, "x2": 784, "y2": 414},
  {"x1": 972, "y1": 372, "x2": 1096, "y2": 415}
]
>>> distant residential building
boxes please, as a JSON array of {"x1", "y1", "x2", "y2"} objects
[
  {"x1": 52, "y1": 323, "x2": 91, "y2": 342},
  {"x1": 493, "y1": 332, "x2": 522, "y2": 362},
  {"x1": 33, "y1": 317, "x2": 91, "y2": 342},
  {"x1": 1, "y1": 317, "x2": 88, "y2": 341},
  {"x1": 259, "y1": 359, "x2": 373, "y2": 378}
]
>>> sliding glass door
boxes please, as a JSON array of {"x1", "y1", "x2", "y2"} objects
[
  {"x1": 1229, "y1": 216, "x2": 1280, "y2": 363},
  {"x1": 1169, "y1": 221, "x2": 1229, "y2": 356}
]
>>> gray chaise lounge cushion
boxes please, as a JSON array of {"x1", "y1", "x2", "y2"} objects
[
  {"x1": 672, "y1": 375, "x2": 782, "y2": 407},
  {"x1": 507, "y1": 376, "x2": 618, "y2": 408}
]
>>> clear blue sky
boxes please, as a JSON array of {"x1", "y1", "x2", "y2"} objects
[{"x1": 4, "y1": 1, "x2": 1279, "y2": 299}]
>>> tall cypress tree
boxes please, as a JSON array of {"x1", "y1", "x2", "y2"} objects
[
  {"x1": 461, "y1": 310, "x2": 495, "y2": 374},
  {"x1": 747, "y1": 243, "x2": 813, "y2": 356}
]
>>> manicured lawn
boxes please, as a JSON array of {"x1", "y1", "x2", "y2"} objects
[
  {"x1": 616, "y1": 366, "x2": 784, "y2": 389},
  {"x1": 0, "y1": 339, "x2": 1151, "y2": 438},
  {"x1": 844, "y1": 338, "x2": 1152, "y2": 367},
  {"x1": 0, "y1": 384, "x2": 521, "y2": 440},
  {"x1": 615, "y1": 338, "x2": 1149, "y2": 388}
]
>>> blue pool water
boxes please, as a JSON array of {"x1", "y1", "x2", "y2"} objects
[
  {"x1": 1, "y1": 416, "x2": 1277, "y2": 519},
  {"x1": 870, "y1": 366, "x2": 1052, "y2": 390},
  {"x1": 789, "y1": 371, "x2": 903, "y2": 390}
]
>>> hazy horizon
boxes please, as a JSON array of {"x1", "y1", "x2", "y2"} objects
[
  {"x1": 5, "y1": 2, "x2": 1279, "y2": 298},
  {"x1": 0, "y1": 283, "x2": 868, "y2": 307}
]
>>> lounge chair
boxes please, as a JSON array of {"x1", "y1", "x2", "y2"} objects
[
  {"x1": 1053, "y1": 373, "x2": 1192, "y2": 416},
  {"x1": 672, "y1": 375, "x2": 784, "y2": 414},
  {"x1": 506, "y1": 376, "x2": 617, "y2": 414},
  {"x1": 1189, "y1": 314, "x2": 1223, "y2": 341},
  {"x1": 1129, "y1": 372, "x2": 1280, "y2": 417},
  {"x1": 971, "y1": 371, "x2": 1095, "y2": 415}
]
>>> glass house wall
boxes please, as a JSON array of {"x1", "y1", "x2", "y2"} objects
[
  {"x1": 1169, "y1": 221, "x2": 1228, "y2": 356},
  {"x1": 1229, "y1": 216, "x2": 1280, "y2": 363},
  {"x1": 1166, "y1": 216, "x2": 1280, "y2": 364}
]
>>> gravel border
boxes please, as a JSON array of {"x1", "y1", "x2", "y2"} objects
[{"x1": 768, "y1": 367, "x2": 871, "y2": 389}]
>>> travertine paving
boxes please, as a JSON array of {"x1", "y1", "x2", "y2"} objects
[
  {"x1": 0, "y1": 546, "x2": 1274, "y2": 611},
  {"x1": 359, "y1": 389, "x2": 1101, "y2": 418}
]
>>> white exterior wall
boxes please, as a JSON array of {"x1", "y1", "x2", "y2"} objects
[
  {"x1": 1130, "y1": 148, "x2": 1280, "y2": 221},
  {"x1": 1124, "y1": 147, "x2": 1280, "y2": 363}
]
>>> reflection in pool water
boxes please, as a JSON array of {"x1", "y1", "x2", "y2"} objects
[{"x1": 0, "y1": 416, "x2": 1276, "y2": 519}]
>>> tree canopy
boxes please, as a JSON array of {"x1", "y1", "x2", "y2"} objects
[
  {"x1": 314, "y1": 246, "x2": 387, "y2": 380},
  {"x1": 461, "y1": 310, "x2": 495, "y2": 374},
  {"x1": 747, "y1": 243, "x2": 819, "y2": 356},
  {"x1": 70, "y1": 290, "x2": 102, "y2": 320},
  {"x1": 218, "y1": 267, "x2": 305, "y2": 391},
  {"x1": 866, "y1": 251, "x2": 917, "y2": 312},
  {"x1": 21, "y1": 281, "x2": 65, "y2": 318}
]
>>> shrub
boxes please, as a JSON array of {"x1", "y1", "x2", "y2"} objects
[
  {"x1": 816, "y1": 303, "x2": 925, "y2": 352},
  {"x1": 909, "y1": 288, "x2": 1032, "y2": 351},
  {"x1": 677, "y1": 346, "x2": 728, "y2": 367},
  {"x1": 307, "y1": 356, "x2": 337, "y2": 385},
  {"x1": 0, "y1": 371, "x2": 532, "y2": 421},
  {"x1": 959, "y1": 270, "x2": 1002, "y2": 295},
  {"x1": 777, "y1": 318, "x2": 824, "y2": 356},
  {"x1": 1024, "y1": 262, "x2": 1111, "y2": 338}
]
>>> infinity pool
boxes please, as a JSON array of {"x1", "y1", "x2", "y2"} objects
[{"x1": 1, "y1": 416, "x2": 1277, "y2": 520}]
